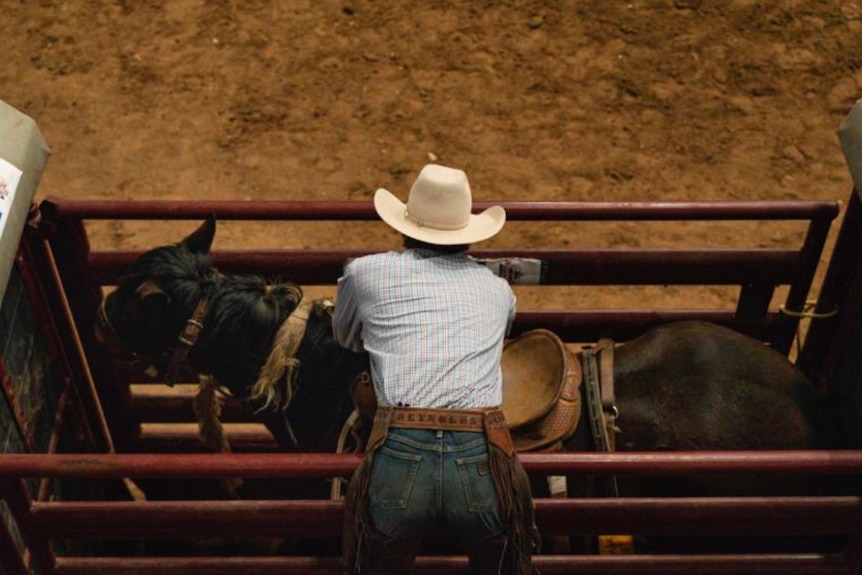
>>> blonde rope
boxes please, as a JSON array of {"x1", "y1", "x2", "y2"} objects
[
  {"x1": 193, "y1": 374, "x2": 242, "y2": 496},
  {"x1": 193, "y1": 374, "x2": 231, "y2": 454},
  {"x1": 779, "y1": 300, "x2": 839, "y2": 319},
  {"x1": 330, "y1": 409, "x2": 362, "y2": 501},
  {"x1": 248, "y1": 299, "x2": 318, "y2": 446},
  {"x1": 250, "y1": 300, "x2": 312, "y2": 409},
  {"x1": 779, "y1": 299, "x2": 839, "y2": 359}
]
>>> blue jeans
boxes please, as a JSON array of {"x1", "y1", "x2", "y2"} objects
[{"x1": 362, "y1": 428, "x2": 507, "y2": 574}]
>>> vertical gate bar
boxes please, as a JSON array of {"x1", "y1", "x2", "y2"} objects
[
  {"x1": 771, "y1": 214, "x2": 835, "y2": 355},
  {"x1": 798, "y1": 190, "x2": 862, "y2": 389},
  {"x1": 735, "y1": 283, "x2": 775, "y2": 319},
  {"x1": 15, "y1": 213, "x2": 70, "y2": 374},
  {"x1": 0, "y1": 505, "x2": 29, "y2": 575},
  {"x1": 38, "y1": 240, "x2": 118, "y2": 452},
  {"x1": 35, "y1": 209, "x2": 135, "y2": 451},
  {"x1": 0, "y1": 479, "x2": 55, "y2": 575},
  {"x1": 845, "y1": 532, "x2": 861, "y2": 575},
  {"x1": 0, "y1": 357, "x2": 38, "y2": 453},
  {"x1": 19, "y1": 211, "x2": 111, "y2": 453},
  {"x1": 37, "y1": 384, "x2": 70, "y2": 502}
]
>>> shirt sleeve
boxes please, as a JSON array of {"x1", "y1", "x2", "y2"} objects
[
  {"x1": 505, "y1": 286, "x2": 517, "y2": 336},
  {"x1": 333, "y1": 265, "x2": 365, "y2": 353}
]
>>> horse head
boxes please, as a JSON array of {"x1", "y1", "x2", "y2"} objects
[
  {"x1": 96, "y1": 216, "x2": 210, "y2": 356},
  {"x1": 95, "y1": 217, "x2": 368, "y2": 453}
]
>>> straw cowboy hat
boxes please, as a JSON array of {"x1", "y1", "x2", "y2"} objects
[{"x1": 373, "y1": 164, "x2": 506, "y2": 245}]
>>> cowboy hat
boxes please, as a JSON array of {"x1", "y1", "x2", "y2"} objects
[{"x1": 373, "y1": 164, "x2": 506, "y2": 245}]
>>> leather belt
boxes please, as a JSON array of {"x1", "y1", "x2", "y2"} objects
[
  {"x1": 367, "y1": 406, "x2": 515, "y2": 458},
  {"x1": 387, "y1": 406, "x2": 487, "y2": 432}
]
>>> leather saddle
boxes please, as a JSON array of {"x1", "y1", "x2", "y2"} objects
[
  {"x1": 350, "y1": 328, "x2": 582, "y2": 453},
  {"x1": 503, "y1": 329, "x2": 582, "y2": 452}
]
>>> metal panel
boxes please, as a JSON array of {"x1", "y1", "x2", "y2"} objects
[{"x1": 0, "y1": 100, "x2": 50, "y2": 303}]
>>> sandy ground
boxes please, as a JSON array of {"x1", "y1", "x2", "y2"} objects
[{"x1": 3, "y1": 0, "x2": 861, "y2": 320}]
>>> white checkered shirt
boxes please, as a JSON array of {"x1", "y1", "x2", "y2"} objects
[{"x1": 333, "y1": 249, "x2": 516, "y2": 409}]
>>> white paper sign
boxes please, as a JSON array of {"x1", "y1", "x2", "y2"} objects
[
  {"x1": 838, "y1": 98, "x2": 862, "y2": 194},
  {"x1": 0, "y1": 156, "x2": 23, "y2": 237},
  {"x1": 474, "y1": 257, "x2": 543, "y2": 285}
]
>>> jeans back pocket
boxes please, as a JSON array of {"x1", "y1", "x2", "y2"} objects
[
  {"x1": 370, "y1": 446, "x2": 422, "y2": 509},
  {"x1": 455, "y1": 453, "x2": 499, "y2": 513}
]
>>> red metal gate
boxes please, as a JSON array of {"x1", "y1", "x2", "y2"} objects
[{"x1": 0, "y1": 197, "x2": 859, "y2": 574}]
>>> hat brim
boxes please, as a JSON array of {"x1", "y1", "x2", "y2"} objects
[{"x1": 374, "y1": 188, "x2": 506, "y2": 245}]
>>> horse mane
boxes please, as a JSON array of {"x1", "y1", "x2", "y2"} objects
[
  {"x1": 126, "y1": 245, "x2": 219, "y2": 305},
  {"x1": 205, "y1": 276, "x2": 301, "y2": 349},
  {"x1": 194, "y1": 275, "x2": 302, "y2": 390},
  {"x1": 126, "y1": 244, "x2": 302, "y2": 391}
]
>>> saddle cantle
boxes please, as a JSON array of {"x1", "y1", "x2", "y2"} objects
[
  {"x1": 503, "y1": 329, "x2": 582, "y2": 452},
  {"x1": 349, "y1": 328, "x2": 582, "y2": 453}
]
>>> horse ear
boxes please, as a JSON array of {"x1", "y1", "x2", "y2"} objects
[
  {"x1": 181, "y1": 215, "x2": 216, "y2": 254},
  {"x1": 136, "y1": 281, "x2": 171, "y2": 310}
]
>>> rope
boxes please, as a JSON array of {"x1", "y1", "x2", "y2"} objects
[
  {"x1": 249, "y1": 299, "x2": 314, "y2": 446},
  {"x1": 779, "y1": 300, "x2": 839, "y2": 359},
  {"x1": 249, "y1": 298, "x2": 330, "y2": 447},
  {"x1": 330, "y1": 409, "x2": 362, "y2": 501},
  {"x1": 193, "y1": 374, "x2": 243, "y2": 497},
  {"x1": 779, "y1": 300, "x2": 839, "y2": 319}
]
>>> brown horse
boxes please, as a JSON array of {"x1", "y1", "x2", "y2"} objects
[{"x1": 95, "y1": 217, "x2": 837, "y2": 551}]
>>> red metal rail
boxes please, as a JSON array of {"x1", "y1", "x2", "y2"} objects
[
  {"x1": 54, "y1": 553, "x2": 848, "y2": 575},
  {"x1": 39, "y1": 198, "x2": 840, "y2": 221},
  {"x1": 49, "y1": 555, "x2": 854, "y2": 575},
  {"x1": 88, "y1": 248, "x2": 802, "y2": 286},
  {"x1": 20, "y1": 497, "x2": 861, "y2": 538},
  {"x1": 2, "y1": 451, "x2": 862, "y2": 478}
]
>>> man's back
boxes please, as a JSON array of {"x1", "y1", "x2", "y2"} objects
[{"x1": 335, "y1": 248, "x2": 516, "y2": 408}]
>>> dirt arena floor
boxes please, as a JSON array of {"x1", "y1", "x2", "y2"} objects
[{"x1": 3, "y1": 1, "x2": 862, "y2": 328}]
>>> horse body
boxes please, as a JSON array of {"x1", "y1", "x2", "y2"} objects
[
  {"x1": 614, "y1": 321, "x2": 823, "y2": 454},
  {"x1": 580, "y1": 321, "x2": 828, "y2": 502}
]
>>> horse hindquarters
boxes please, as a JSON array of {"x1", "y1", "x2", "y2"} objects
[{"x1": 609, "y1": 321, "x2": 825, "y2": 497}]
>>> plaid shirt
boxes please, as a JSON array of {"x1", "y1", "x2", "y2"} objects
[{"x1": 333, "y1": 249, "x2": 516, "y2": 409}]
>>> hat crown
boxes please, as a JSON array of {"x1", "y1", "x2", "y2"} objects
[
  {"x1": 405, "y1": 165, "x2": 472, "y2": 231},
  {"x1": 373, "y1": 163, "x2": 505, "y2": 246}
]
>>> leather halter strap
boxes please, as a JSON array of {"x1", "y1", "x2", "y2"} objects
[
  {"x1": 96, "y1": 297, "x2": 118, "y2": 342},
  {"x1": 164, "y1": 298, "x2": 211, "y2": 386},
  {"x1": 598, "y1": 338, "x2": 618, "y2": 439},
  {"x1": 583, "y1": 339, "x2": 620, "y2": 497}
]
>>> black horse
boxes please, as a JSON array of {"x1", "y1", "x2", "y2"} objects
[
  {"x1": 95, "y1": 218, "x2": 838, "y2": 549},
  {"x1": 96, "y1": 216, "x2": 369, "y2": 460}
]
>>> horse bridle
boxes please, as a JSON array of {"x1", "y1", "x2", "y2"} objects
[
  {"x1": 162, "y1": 298, "x2": 211, "y2": 386},
  {"x1": 170, "y1": 283, "x2": 305, "y2": 389},
  {"x1": 96, "y1": 291, "x2": 212, "y2": 386},
  {"x1": 98, "y1": 272, "x2": 307, "y2": 389}
]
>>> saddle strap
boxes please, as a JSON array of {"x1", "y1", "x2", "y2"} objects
[
  {"x1": 583, "y1": 348, "x2": 610, "y2": 453},
  {"x1": 598, "y1": 339, "x2": 616, "y2": 416},
  {"x1": 583, "y1": 344, "x2": 619, "y2": 498},
  {"x1": 596, "y1": 339, "x2": 619, "y2": 451}
]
